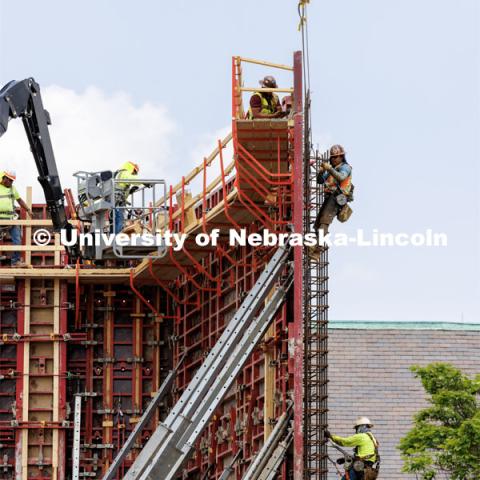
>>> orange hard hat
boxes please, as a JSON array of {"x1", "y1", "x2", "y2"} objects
[
  {"x1": 2, "y1": 170, "x2": 16, "y2": 181},
  {"x1": 330, "y1": 145, "x2": 345, "y2": 158}
]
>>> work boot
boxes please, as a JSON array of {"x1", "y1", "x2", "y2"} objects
[{"x1": 307, "y1": 245, "x2": 327, "y2": 261}]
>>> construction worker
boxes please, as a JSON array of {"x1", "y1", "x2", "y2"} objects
[
  {"x1": 308, "y1": 145, "x2": 353, "y2": 259},
  {"x1": 315, "y1": 144, "x2": 353, "y2": 236},
  {"x1": 325, "y1": 417, "x2": 379, "y2": 480},
  {"x1": 0, "y1": 170, "x2": 32, "y2": 266},
  {"x1": 113, "y1": 161, "x2": 140, "y2": 233},
  {"x1": 247, "y1": 76, "x2": 286, "y2": 119}
]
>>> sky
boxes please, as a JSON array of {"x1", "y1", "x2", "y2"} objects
[{"x1": 0, "y1": 0, "x2": 478, "y2": 323}]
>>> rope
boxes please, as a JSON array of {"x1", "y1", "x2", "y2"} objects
[
  {"x1": 297, "y1": 0, "x2": 313, "y2": 147},
  {"x1": 327, "y1": 455, "x2": 344, "y2": 478}
]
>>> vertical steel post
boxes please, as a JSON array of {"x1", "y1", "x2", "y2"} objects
[
  {"x1": 292, "y1": 49, "x2": 304, "y2": 480},
  {"x1": 72, "y1": 395, "x2": 82, "y2": 480}
]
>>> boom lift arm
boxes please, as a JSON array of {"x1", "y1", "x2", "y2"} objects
[{"x1": 0, "y1": 78, "x2": 79, "y2": 260}]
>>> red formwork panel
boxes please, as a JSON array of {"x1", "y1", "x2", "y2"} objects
[
  {"x1": 65, "y1": 284, "x2": 173, "y2": 479},
  {"x1": 0, "y1": 284, "x2": 18, "y2": 477},
  {"x1": 170, "y1": 242, "x2": 293, "y2": 480}
]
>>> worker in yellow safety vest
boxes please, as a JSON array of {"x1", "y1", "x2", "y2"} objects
[
  {"x1": 0, "y1": 170, "x2": 32, "y2": 266},
  {"x1": 325, "y1": 416, "x2": 380, "y2": 480},
  {"x1": 247, "y1": 76, "x2": 286, "y2": 119},
  {"x1": 113, "y1": 161, "x2": 140, "y2": 233}
]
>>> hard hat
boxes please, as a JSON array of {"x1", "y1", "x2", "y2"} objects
[
  {"x1": 129, "y1": 161, "x2": 139, "y2": 174},
  {"x1": 354, "y1": 416, "x2": 373, "y2": 428},
  {"x1": 121, "y1": 161, "x2": 139, "y2": 174},
  {"x1": 2, "y1": 170, "x2": 16, "y2": 181},
  {"x1": 259, "y1": 76, "x2": 278, "y2": 88},
  {"x1": 330, "y1": 144, "x2": 346, "y2": 158}
]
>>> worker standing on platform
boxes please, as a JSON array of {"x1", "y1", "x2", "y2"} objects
[
  {"x1": 247, "y1": 76, "x2": 286, "y2": 119},
  {"x1": 325, "y1": 417, "x2": 380, "y2": 480},
  {"x1": 113, "y1": 161, "x2": 140, "y2": 233},
  {"x1": 0, "y1": 170, "x2": 32, "y2": 267}
]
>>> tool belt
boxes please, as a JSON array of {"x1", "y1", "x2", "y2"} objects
[{"x1": 364, "y1": 464, "x2": 379, "y2": 480}]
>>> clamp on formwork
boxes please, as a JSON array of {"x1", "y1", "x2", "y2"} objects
[{"x1": 123, "y1": 244, "x2": 293, "y2": 480}]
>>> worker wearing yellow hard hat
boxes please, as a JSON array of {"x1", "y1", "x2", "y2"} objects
[
  {"x1": 0, "y1": 170, "x2": 32, "y2": 266},
  {"x1": 113, "y1": 161, "x2": 140, "y2": 233}
]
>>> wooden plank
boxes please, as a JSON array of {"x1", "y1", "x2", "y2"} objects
[
  {"x1": 237, "y1": 56, "x2": 293, "y2": 71},
  {"x1": 240, "y1": 87, "x2": 294, "y2": 93},
  {"x1": 21, "y1": 279, "x2": 31, "y2": 480},
  {"x1": 0, "y1": 268, "x2": 131, "y2": 281},
  {"x1": 236, "y1": 119, "x2": 289, "y2": 130},
  {"x1": 54, "y1": 233, "x2": 61, "y2": 265},
  {"x1": 0, "y1": 219, "x2": 53, "y2": 226},
  {"x1": 0, "y1": 245, "x2": 63, "y2": 252},
  {"x1": 52, "y1": 279, "x2": 60, "y2": 478},
  {"x1": 25, "y1": 187, "x2": 32, "y2": 265}
]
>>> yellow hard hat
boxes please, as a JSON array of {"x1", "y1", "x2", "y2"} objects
[
  {"x1": 354, "y1": 416, "x2": 373, "y2": 428},
  {"x1": 2, "y1": 170, "x2": 16, "y2": 181},
  {"x1": 121, "y1": 161, "x2": 139, "y2": 174}
]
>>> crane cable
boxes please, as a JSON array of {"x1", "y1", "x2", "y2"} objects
[{"x1": 297, "y1": 0, "x2": 313, "y2": 147}]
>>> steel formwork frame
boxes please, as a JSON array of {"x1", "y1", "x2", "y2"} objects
[
  {"x1": 0, "y1": 51, "x2": 327, "y2": 480},
  {"x1": 65, "y1": 284, "x2": 172, "y2": 479},
  {"x1": 0, "y1": 203, "x2": 71, "y2": 480}
]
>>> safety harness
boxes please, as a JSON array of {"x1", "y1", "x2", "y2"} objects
[{"x1": 359, "y1": 433, "x2": 380, "y2": 480}]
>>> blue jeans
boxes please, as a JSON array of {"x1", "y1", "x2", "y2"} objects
[
  {"x1": 114, "y1": 208, "x2": 124, "y2": 233},
  {"x1": 9, "y1": 225, "x2": 21, "y2": 264},
  {"x1": 342, "y1": 468, "x2": 363, "y2": 480}
]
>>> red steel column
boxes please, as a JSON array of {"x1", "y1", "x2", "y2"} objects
[{"x1": 292, "y1": 50, "x2": 304, "y2": 480}]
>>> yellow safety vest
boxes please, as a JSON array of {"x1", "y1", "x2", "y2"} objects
[
  {"x1": 0, "y1": 184, "x2": 20, "y2": 219},
  {"x1": 247, "y1": 92, "x2": 280, "y2": 119},
  {"x1": 115, "y1": 165, "x2": 138, "y2": 193},
  {"x1": 331, "y1": 432, "x2": 378, "y2": 462}
]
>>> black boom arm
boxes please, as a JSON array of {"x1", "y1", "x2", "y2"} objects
[{"x1": 0, "y1": 78, "x2": 79, "y2": 260}]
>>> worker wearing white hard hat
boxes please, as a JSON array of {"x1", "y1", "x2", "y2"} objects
[
  {"x1": 325, "y1": 416, "x2": 380, "y2": 479},
  {"x1": 0, "y1": 170, "x2": 32, "y2": 267}
]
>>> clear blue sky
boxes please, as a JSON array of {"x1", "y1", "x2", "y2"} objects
[{"x1": 0, "y1": 0, "x2": 478, "y2": 322}]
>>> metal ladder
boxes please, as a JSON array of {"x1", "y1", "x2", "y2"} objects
[{"x1": 125, "y1": 244, "x2": 293, "y2": 480}]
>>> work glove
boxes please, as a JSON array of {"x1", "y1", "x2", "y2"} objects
[
  {"x1": 321, "y1": 162, "x2": 332, "y2": 171},
  {"x1": 324, "y1": 430, "x2": 331, "y2": 439}
]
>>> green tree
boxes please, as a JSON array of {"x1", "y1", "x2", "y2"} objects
[{"x1": 399, "y1": 363, "x2": 480, "y2": 479}]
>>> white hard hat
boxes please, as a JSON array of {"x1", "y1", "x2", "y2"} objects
[
  {"x1": 354, "y1": 416, "x2": 373, "y2": 428},
  {"x1": 2, "y1": 170, "x2": 16, "y2": 181}
]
